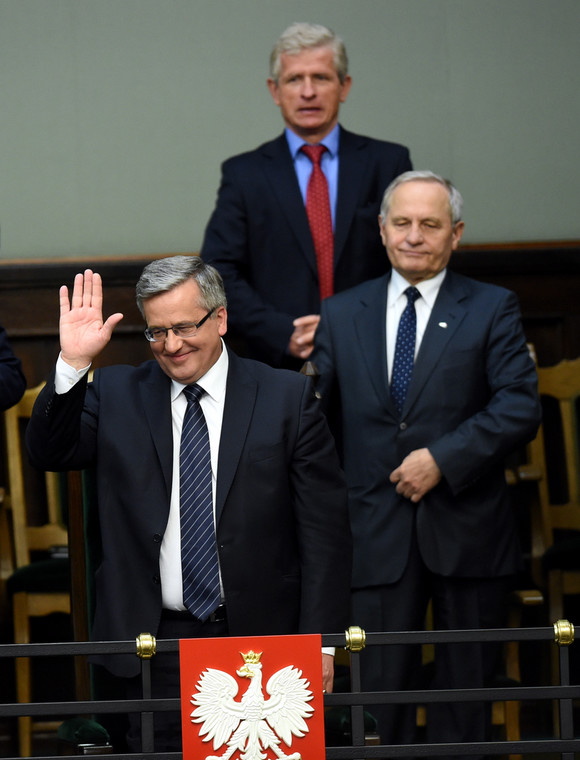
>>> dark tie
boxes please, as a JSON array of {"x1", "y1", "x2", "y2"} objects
[
  {"x1": 180, "y1": 384, "x2": 221, "y2": 620},
  {"x1": 390, "y1": 287, "x2": 421, "y2": 414},
  {"x1": 301, "y1": 144, "x2": 334, "y2": 300}
]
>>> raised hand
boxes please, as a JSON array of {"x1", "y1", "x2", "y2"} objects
[{"x1": 59, "y1": 269, "x2": 124, "y2": 370}]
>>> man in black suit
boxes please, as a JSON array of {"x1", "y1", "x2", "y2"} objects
[
  {"x1": 0, "y1": 323, "x2": 26, "y2": 409},
  {"x1": 26, "y1": 256, "x2": 351, "y2": 752},
  {"x1": 311, "y1": 171, "x2": 542, "y2": 752},
  {"x1": 201, "y1": 22, "x2": 412, "y2": 369}
]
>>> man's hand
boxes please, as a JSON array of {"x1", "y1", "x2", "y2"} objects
[
  {"x1": 60, "y1": 270, "x2": 124, "y2": 370},
  {"x1": 390, "y1": 448, "x2": 442, "y2": 502},
  {"x1": 322, "y1": 652, "x2": 334, "y2": 694},
  {"x1": 288, "y1": 314, "x2": 321, "y2": 360}
]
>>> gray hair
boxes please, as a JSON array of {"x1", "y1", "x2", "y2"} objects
[
  {"x1": 135, "y1": 255, "x2": 227, "y2": 317},
  {"x1": 269, "y1": 22, "x2": 348, "y2": 84},
  {"x1": 380, "y1": 170, "x2": 464, "y2": 225}
]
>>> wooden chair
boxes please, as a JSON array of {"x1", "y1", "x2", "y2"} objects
[
  {"x1": 3, "y1": 382, "x2": 71, "y2": 758},
  {"x1": 517, "y1": 355, "x2": 580, "y2": 685},
  {"x1": 0, "y1": 487, "x2": 12, "y2": 625}
]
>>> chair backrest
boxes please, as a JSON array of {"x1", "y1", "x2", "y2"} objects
[
  {"x1": 3, "y1": 382, "x2": 67, "y2": 569},
  {"x1": 523, "y1": 356, "x2": 580, "y2": 581}
]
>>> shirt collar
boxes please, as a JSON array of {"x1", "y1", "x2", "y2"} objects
[
  {"x1": 285, "y1": 123, "x2": 340, "y2": 160},
  {"x1": 170, "y1": 338, "x2": 229, "y2": 403},
  {"x1": 389, "y1": 268, "x2": 447, "y2": 309}
]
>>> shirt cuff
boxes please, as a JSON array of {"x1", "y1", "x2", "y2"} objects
[
  {"x1": 55, "y1": 353, "x2": 91, "y2": 394},
  {"x1": 322, "y1": 647, "x2": 335, "y2": 657}
]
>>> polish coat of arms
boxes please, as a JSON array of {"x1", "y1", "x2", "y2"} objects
[{"x1": 190, "y1": 650, "x2": 314, "y2": 760}]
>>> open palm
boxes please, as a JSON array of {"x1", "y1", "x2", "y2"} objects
[{"x1": 59, "y1": 270, "x2": 124, "y2": 369}]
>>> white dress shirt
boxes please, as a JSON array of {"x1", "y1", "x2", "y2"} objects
[
  {"x1": 386, "y1": 268, "x2": 447, "y2": 382},
  {"x1": 160, "y1": 343, "x2": 228, "y2": 609}
]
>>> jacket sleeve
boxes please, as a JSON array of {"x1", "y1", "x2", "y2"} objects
[
  {"x1": 25, "y1": 369, "x2": 97, "y2": 472},
  {"x1": 428, "y1": 290, "x2": 542, "y2": 494},
  {"x1": 201, "y1": 157, "x2": 295, "y2": 365},
  {"x1": 291, "y1": 377, "x2": 352, "y2": 634},
  {"x1": 0, "y1": 325, "x2": 26, "y2": 411}
]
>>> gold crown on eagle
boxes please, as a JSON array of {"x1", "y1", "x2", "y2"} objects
[{"x1": 241, "y1": 650, "x2": 262, "y2": 664}]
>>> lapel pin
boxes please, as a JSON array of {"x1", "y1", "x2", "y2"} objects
[{"x1": 438, "y1": 322, "x2": 448, "y2": 328}]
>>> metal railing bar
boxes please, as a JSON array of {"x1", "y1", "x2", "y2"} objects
[
  {"x1": 558, "y1": 644, "x2": 574, "y2": 745},
  {"x1": 348, "y1": 645, "x2": 365, "y2": 747},
  {"x1": 326, "y1": 683, "x2": 580, "y2": 704},
  {"x1": 325, "y1": 737, "x2": 580, "y2": 758},
  {"x1": 0, "y1": 754, "x2": 181, "y2": 760},
  {"x1": 3, "y1": 682, "x2": 579, "y2": 719},
  {"x1": 3, "y1": 737, "x2": 580, "y2": 760},
  {"x1": 141, "y1": 657, "x2": 155, "y2": 755},
  {"x1": 0, "y1": 698, "x2": 179, "y2": 718},
  {"x1": 0, "y1": 640, "x2": 138, "y2": 658},
  {"x1": 362, "y1": 626, "x2": 555, "y2": 645},
  {"x1": 0, "y1": 626, "x2": 558, "y2": 660}
]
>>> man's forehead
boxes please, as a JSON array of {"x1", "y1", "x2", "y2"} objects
[
  {"x1": 280, "y1": 45, "x2": 335, "y2": 70},
  {"x1": 388, "y1": 181, "x2": 452, "y2": 216}
]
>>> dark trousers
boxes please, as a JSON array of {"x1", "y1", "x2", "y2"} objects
[
  {"x1": 125, "y1": 611, "x2": 228, "y2": 753},
  {"x1": 351, "y1": 529, "x2": 512, "y2": 757}
]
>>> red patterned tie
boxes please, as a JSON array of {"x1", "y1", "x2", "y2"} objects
[{"x1": 301, "y1": 144, "x2": 334, "y2": 300}]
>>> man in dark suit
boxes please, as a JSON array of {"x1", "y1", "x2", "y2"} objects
[
  {"x1": 311, "y1": 171, "x2": 542, "y2": 752},
  {"x1": 201, "y1": 22, "x2": 412, "y2": 369},
  {"x1": 25, "y1": 256, "x2": 351, "y2": 752},
  {"x1": 0, "y1": 323, "x2": 26, "y2": 409}
]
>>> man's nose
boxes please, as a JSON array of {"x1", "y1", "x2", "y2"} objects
[
  {"x1": 406, "y1": 224, "x2": 424, "y2": 244},
  {"x1": 164, "y1": 330, "x2": 184, "y2": 351},
  {"x1": 300, "y1": 77, "x2": 316, "y2": 97}
]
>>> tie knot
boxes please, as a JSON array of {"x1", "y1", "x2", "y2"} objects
[
  {"x1": 301, "y1": 144, "x2": 327, "y2": 165},
  {"x1": 184, "y1": 384, "x2": 204, "y2": 404},
  {"x1": 405, "y1": 286, "x2": 421, "y2": 305}
]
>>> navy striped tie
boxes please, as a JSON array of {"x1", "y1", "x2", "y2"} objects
[
  {"x1": 391, "y1": 286, "x2": 421, "y2": 414},
  {"x1": 180, "y1": 384, "x2": 221, "y2": 620}
]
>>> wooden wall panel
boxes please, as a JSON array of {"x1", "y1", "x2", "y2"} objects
[{"x1": 0, "y1": 243, "x2": 579, "y2": 387}]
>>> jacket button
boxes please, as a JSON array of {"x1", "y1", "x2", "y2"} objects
[
  {"x1": 153, "y1": 575, "x2": 160, "y2": 585},
  {"x1": 153, "y1": 534, "x2": 162, "y2": 543},
  {"x1": 399, "y1": 422, "x2": 407, "y2": 431}
]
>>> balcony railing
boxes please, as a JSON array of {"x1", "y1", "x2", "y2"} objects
[{"x1": 1, "y1": 623, "x2": 579, "y2": 759}]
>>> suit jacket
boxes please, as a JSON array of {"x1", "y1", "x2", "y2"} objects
[
  {"x1": 201, "y1": 128, "x2": 412, "y2": 367},
  {"x1": 311, "y1": 270, "x2": 542, "y2": 589},
  {"x1": 26, "y1": 349, "x2": 352, "y2": 677},
  {"x1": 0, "y1": 324, "x2": 26, "y2": 411}
]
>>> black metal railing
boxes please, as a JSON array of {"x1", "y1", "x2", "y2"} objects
[{"x1": 1, "y1": 622, "x2": 579, "y2": 759}]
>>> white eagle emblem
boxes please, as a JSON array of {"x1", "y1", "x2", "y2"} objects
[{"x1": 190, "y1": 650, "x2": 314, "y2": 760}]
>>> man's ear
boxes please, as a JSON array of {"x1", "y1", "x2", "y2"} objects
[
  {"x1": 217, "y1": 306, "x2": 228, "y2": 337},
  {"x1": 339, "y1": 75, "x2": 353, "y2": 103},
  {"x1": 451, "y1": 221, "x2": 465, "y2": 250},
  {"x1": 267, "y1": 78, "x2": 281, "y2": 106}
]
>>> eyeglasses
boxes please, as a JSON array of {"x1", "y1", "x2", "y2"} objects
[{"x1": 144, "y1": 308, "x2": 216, "y2": 342}]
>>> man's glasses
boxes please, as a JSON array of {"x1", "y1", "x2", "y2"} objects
[{"x1": 144, "y1": 308, "x2": 216, "y2": 342}]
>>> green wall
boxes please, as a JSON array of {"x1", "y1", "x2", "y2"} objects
[{"x1": 1, "y1": 0, "x2": 579, "y2": 258}]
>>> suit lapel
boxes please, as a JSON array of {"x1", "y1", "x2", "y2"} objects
[
  {"x1": 260, "y1": 135, "x2": 318, "y2": 277},
  {"x1": 352, "y1": 276, "x2": 396, "y2": 414},
  {"x1": 140, "y1": 366, "x2": 174, "y2": 497},
  {"x1": 335, "y1": 129, "x2": 368, "y2": 268},
  {"x1": 403, "y1": 271, "x2": 468, "y2": 414},
  {"x1": 214, "y1": 350, "x2": 257, "y2": 523}
]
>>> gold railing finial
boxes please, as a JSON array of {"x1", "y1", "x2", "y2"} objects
[
  {"x1": 136, "y1": 633, "x2": 157, "y2": 659},
  {"x1": 553, "y1": 619, "x2": 575, "y2": 646},
  {"x1": 345, "y1": 625, "x2": 366, "y2": 652}
]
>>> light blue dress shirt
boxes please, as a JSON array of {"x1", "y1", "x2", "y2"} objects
[{"x1": 285, "y1": 124, "x2": 340, "y2": 229}]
